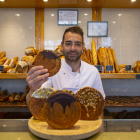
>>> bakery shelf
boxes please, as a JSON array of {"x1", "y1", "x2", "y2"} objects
[
  {"x1": 105, "y1": 103, "x2": 140, "y2": 107},
  {"x1": 0, "y1": 101, "x2": 27, "y2": 108},
  {"x1": 100, "y1": 73, "x2": 139, "y2": 79},
  {"x1": 0, "y1": 73, "x2": 140, "y2": 79},
  {"x1": 0, "y1": 73, "x2": 26, "y2": 79}
]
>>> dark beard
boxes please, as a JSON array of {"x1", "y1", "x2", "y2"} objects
[{"x1": 63, "y1": 50, "x2": 82, "y2": 62}]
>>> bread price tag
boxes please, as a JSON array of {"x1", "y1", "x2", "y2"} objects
[
  {"x1": 135, "y1": 74, "x2": 140, "y2": 80},
  {"x1": 125, "y1": 65, "x2": 131, "y2": 71},
  {"x1": 0, "y1": 65, "x2": 4, "y2": 72},
  {"x1": 106, "y1": 65, "x2": 113, "y2": 71},
  {"x1": 94, "y1": 65, "x2": 101, "y2": 71}
]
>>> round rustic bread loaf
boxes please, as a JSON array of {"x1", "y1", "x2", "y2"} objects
[
  {"x1": 33, "y1": 50, "x2": 61, "y2": 77},
  {"x1": 29, "y1": 87, "x2": 57, "y2": 121},
  {"x1": 76, "y1": 87, "x2": 105, "y2": 120},
  {"x1": 43, "y1": 90, "x2": 81, "y2": 129}
]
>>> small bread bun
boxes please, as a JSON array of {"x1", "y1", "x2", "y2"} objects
[
  {"x1": 25, "y1": 47, "x2": 37, "y2": 56},
  {"x1": 7, "y1": 68, "x2": 16, "y2": 73},
  {"x1": 119, "y1": 64, "x2": 126, "y2": 70},
  {"x1": 9, "y1": 57, "x2": 18, "y2": 68},
  {"x1": 54, "y1": 45, "x2": 63, "y2": 57},
  {"x1": 15, "y1": 61, "x2": 28, "y2": 73}
]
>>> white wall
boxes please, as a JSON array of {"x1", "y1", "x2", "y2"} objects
[
  {"x1": 102, "y1": 8, "x2": 140, "y2": 66},
  {"x1": 0, "y1": 8, "x2": 35, "y2": 61},
  {"x1": 44, "y1": 8, "x2": 92, "y2": 50}
]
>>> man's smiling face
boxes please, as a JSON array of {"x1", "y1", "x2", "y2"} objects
[{"x1": 61, "y1": 32, "x2": 84, "y2": 62}]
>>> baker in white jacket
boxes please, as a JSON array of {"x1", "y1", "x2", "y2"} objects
[{"x1": 26, "y1": 26, "x2": 105, "y2": 105}]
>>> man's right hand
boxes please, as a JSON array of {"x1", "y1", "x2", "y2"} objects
[{"x1": 26, "y1": 66, "x2": 49, "y2": 94}]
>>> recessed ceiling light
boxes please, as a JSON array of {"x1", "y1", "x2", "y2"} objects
[
  {"x1": 131, "y1": 0, "x2": 136, "y2": 2},
  {"x1": 51, "y1": 14, "x2": 54, "y2": 16},
  {"x1": 84, "y1": 13, "x2": 88, "y2": 16},
  {"x1": 15, "y1": 14, "x2": 20, "y2": 16},
  {"x1": 113, "y1": 21, "x2": 116, "y2": 23},
  {"x1": 118, "y1": 14, "x2": 122, "y2": 16},
  {"x1": 87, "y1": 0, "x2": 92, "y2": 1},
  {"x1": 0, "y1": 0, "x2": 4, "y2": 2},
  {"x1": 43, "y1": 0, "x2": 48, "y2": 2}
]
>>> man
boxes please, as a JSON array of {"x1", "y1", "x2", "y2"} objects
[{"x1": 26, "y1": 26, "x2": 105, "y2": 105}]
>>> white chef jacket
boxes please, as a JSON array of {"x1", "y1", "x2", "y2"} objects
[{"x1": 41, "y1": 59, "x2": 105, "y2": 99}]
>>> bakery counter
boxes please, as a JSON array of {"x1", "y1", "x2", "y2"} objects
[
  {"x1": 0, "y1": 73, "x2": 140, "y2": 79},
  {"x1": 0, "y1": 119, "x2": 140, "y2": 140}
]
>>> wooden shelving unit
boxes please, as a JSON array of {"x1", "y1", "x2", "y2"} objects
[
  {"x1": 0, "y1": 73, "x2": 26, "y2": 79},
  {"x1": 0, "y1": 73, "x2": 139, "y2": 79}
]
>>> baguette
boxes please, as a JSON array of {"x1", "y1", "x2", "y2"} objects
[
  {"x1": 9, "y1": 92, "x2": 17, "y2": 102},
  {"x1": 20, "y1": 93, "x2": 27, "y2": 101},
  {"x1": 111, "y1": 49, "x2": 119, "y2": 73},
  {"x1": 6, "y1": 68, "x2": 16, "y2": 73},
  {"x1": 97, "y1": 53, "x2": 103, "y2": 66},
  {"x1": 14, "y1": 92, "x2": 22, "y2": 102},
  {"x1": 9, "y1": 57, "x2": 18, "y2": 68},
  {"x1": 108, "y1": 47, "x2": 115, "y2": 73},
  {"x1": 0, "y1": 89, "x2": 7, "y2": 96},
  {"x1": 91, "y1": 41, "x2": 98, "y2": 65},
  {"x1": 0, "y1": 94, "x2": 10, "y2": 101},
  {"x1": 3, "y1": 59, "x2": 11, "y2": 66},
  {"x1": 0, "y1": 51, "x2": 6, "y2": 59},
  {"x1": 0, "y1": 62, "x2": 4, "y2": 65},
  {"x1": 0, "y1": 57, "x2": 7, "y2": 63}
]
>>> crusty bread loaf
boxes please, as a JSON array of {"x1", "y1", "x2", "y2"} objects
[
  {"x1": 108, "y1": 47, "x2": 115, "y2": 73},
  {"x1": 7, "y1": 68, "x2": 15, "y2": 73},
  {"x1": 0, "y1": 57, "x2": 7, "y2": 63},
  {"x1": 25, "y1": 47, "x2": 37, "y2": 56},
  {"x1": 134, "y1": 61, "x2": 140, "y2": 73},
  {"x1": 97, "y1": 52, "x2": 103, "y2": 66},
  {"x1": 3, "y1": 59, "x2": 11, "y2": 66},
  {"x1": 111, "y1": 49, "x2": 119, "y2": 73},
  {"x1": 0, "y1": 51, "x2": 6, "y2": 59},
  {"x1": 9, "y1": 57, "x2": 18, "y2": 68},
  {"x1": 2, "y1": 65, "x2": 11, "y2": 73},
  {"x1": 15, "y1": 61, "x2": 28, "y2": 73},
  {"x1": 91, "y1": 41, "x2": 98, "y2": 65}
]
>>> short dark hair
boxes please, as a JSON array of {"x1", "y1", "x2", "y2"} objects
[{"x1": 62, "y1": 26, "x2": 84, "y2": 43}]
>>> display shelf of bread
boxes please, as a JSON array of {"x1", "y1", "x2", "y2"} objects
[
  {"x1": 105, "y1": 96, "x2": 140, "y2": 107},
  {"x1": 0, "y1": 46, "x2": 37, "y2": 74},
  {"x1": 0, "y1": 86, "x2": 29, "y2": 107},
  {"x1": 1, "y1": 44, "x2": 140, "y2": 79}
]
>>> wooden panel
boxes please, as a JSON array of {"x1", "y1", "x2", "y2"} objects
[
  {"x1": 0, "y1": 0, "x2": 140, "y2": 8},
  {"x1": 0, "y1": 73, "x2": 26, "y2": 79},
  {"x1": 103, "y1": 0, "x2": 140, "y2": 8},
  {"x1": 35, "y1": 9, "x2": 39, "y2": 50},
  {"x1": 100, "y1": 73, "x2": 136, "y2": 79},
  {"x1": 40, "y1": 9, "x2": 44, "y2": 50},
  {"x1": 35, "y1": 8, "x2": 44, "y2": 50}
]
